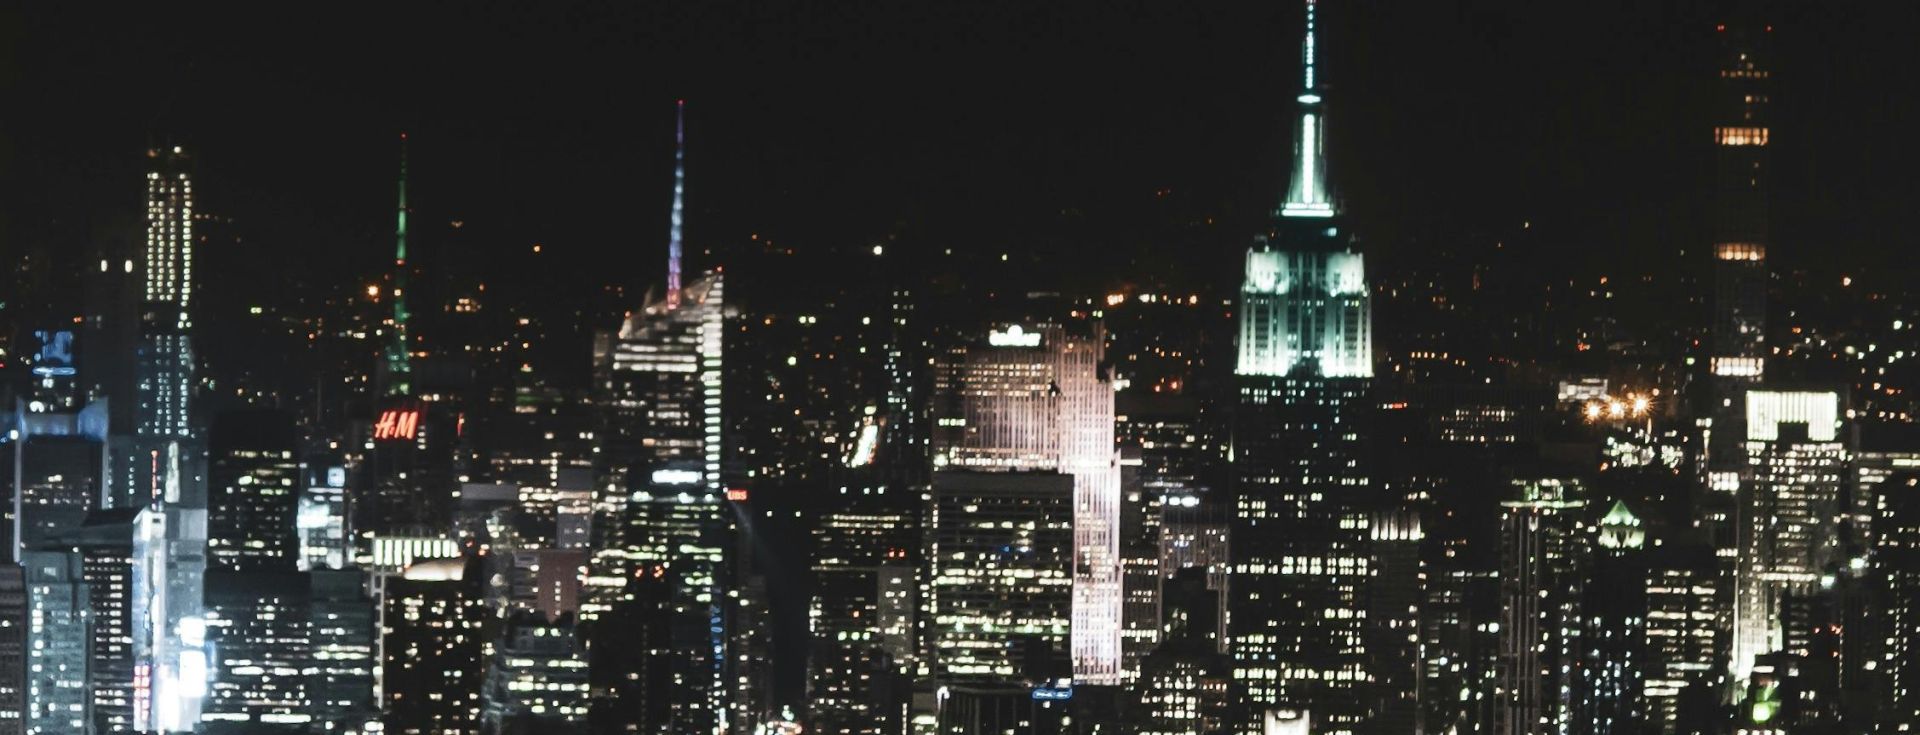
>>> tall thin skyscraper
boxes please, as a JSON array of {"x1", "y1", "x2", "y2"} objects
[
  {"x1": 137, "y1": 147, "x2": 195, "y2": 442},
  {"x1": 1706, "y1": 21, "x2": 1772, "y2": 386},
  {"x1": 128, "y1": 148, "x2": 211, "y2": 734},
  {"x1": 1229, "y1": 1, "x2": 1374, "y2": 732},
  {"x1": 1702, "y1": 18, "x2": 1773, "y2": 573}
]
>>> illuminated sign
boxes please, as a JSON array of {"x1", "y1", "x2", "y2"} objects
[
  {"x1": 726, "y1": 488, "x2": 749, "y2": 502},
  {"x1": 31, "y1": 330, "x2": 75, "y2": 377},
  {"x1": 373, "y1": 408, "x2": 422, "y2": 441},
  {"x1": 988, "y1": 324, "x2": 1041, "y2": 347},
  {"x1": 325, "y1": 466, "x2": 347, "y2": 488},
  {"x1": 651, "y1": 469, "x2": 702, "y2": 486},
  {"x1": 1031, "y1": 687, "x2": 1073, "y2": 701}
]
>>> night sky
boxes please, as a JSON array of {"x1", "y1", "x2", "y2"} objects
[{"x1": 5, "y1": 1, "x2": 1918, "y2": 298}]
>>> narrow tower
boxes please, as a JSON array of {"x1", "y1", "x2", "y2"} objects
[
  {"x1": 666, "y1": 100, "x2": 686, "y2": 310},
  {"x1": 1230, "y1": 1, "x2": 1376, "y2": 732},
  {"x1": 386, "y1": 134, "x2": 413, "y2": 396}
]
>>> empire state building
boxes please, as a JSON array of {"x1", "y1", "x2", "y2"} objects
[{"x1": 1228, "y1": 1, "x2": 1375, "y2": 732}]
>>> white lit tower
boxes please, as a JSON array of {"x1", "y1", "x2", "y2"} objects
[
  {"x1": 1229, "y1": 1, "x2": 1375, "y2": 732},
  {"x1": 1730, "y1": 390, "x2": 1847, "y2": 682},
  {"x1": 930, "y1": 321, "x2": 1123, "y2": 686}
]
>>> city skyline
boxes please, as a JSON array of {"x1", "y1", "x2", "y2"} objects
[{"x1": 3, "y1": 2, "x2": 1920, "y2": 735}]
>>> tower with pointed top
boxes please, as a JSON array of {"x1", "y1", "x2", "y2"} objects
[
  {"x1": 1229, "y1": 1, "x2": 1376, "y2": 732},
  {"x1": 666, "y1": 100, "x2": 686, "y2": 311},
  {"x1": 384, "y1": 134, "x2": 413, "y2": 396},
  {"x1": 583, "y1": 101, "x2": 731, "y2": 735}
]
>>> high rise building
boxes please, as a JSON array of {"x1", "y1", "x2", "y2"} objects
[
  {"x1": 307, "y1": 569, "x2": 378, "y2": 734},
  {"x1": 297, "y1": 460, "x2": 351, "y2": 571},
  {"x1": 1159, "y1": 491, "x2": 1229, "y2": 649},
  {"x1": 382, "y1": 557, "x2": 486, "y2": 734},
  {"x1": 1700, "y1": 17, "x2": 1774, "y2": 626},
  {"x1": 480, "y1": 611, "x2": 590, "y2": 730},
  {"x1": 925, "y1": 471, "x2": 1075, "y2": 686},
  {"x1": 200, "y1": 570, "x2": 312, "y2": 731},
  {"x1": 0, "y1": 564, "x2": 28, "y2": 735},
  {"x1": 124, "y1": 149, "x2": 211, "y2": 734},
  {"x1": 808, "y1": 484, "x2": 918, "y2": 733},
  {"x1": 931, "y1": 320, "x2": 1122, "y2": 684},
  {"x1": 20, "y1": 549, "x2": 89, "y2": 734},
  {"x1": 200, "y1": 409, "x2": 315, "y2": 731},
  {"x1": 1495, "y1": 478, "x2": 1590, "y2": 735},
  {"x1": 1229, "y1": 1, "x2": 1374, "y2": 731},
  {"x1": 57, "y1": 510, "x2": 140, "y2": 734},
  {"x1": 1579, "y1": 501, "x2": 1650, "y2": 735},
  {"x1": 1368, "y1": 510, "x2": 1423, "y2": 735},
  {"x1": 132, "y1": 501, "x2": 208, "y2": 732},
  {"x1": 1872, "y1": 471, "x2": 1920, "y2": 732},
  {"x1": 135, "y1": 146, "x2": 196, "y2": 444},
  {"x1": 5, "y1": 400, "x2": 109, "y2": 559},
  {"x1": 1705, "y1": 20, "x2": 1772, "y2": 388},
  {"x1": 587, "y1": 563, "x2": 676, "y2": 732},
  {"x1": 207, "y1": 410, "x2": 301, "y2": 572},
  {"x1": 1640, "y1": 545, "x2": 1725, "y2": 735},
  {"x1": 584, "y1": 101, "x2": 733, "y2": 734},
  {"x1": 1131, "y1": 567, "x2": 1233, "y2": 735},
  {"x1": 1732, "y1": 391, "x2": 1847, "y2": 681}
]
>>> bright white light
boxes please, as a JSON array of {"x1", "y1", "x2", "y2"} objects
[
  {"x1": 651, "y1": 469, "x2": 702, "y2": 486},
  {"x1": 988, "y1": 325, "x2": 1041, "y2": 348}
]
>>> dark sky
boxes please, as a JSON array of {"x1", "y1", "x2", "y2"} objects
[{"x1": 5, "y1": 1, "x2": 1917, "y2": 299}]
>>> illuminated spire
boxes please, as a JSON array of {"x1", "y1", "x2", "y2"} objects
[
  {"x1": 386, "y1": 133, "x2": 412, "y2": 396},
  {"x1": 1281, "y1": 0, "x2": 1334, "y2": 218},
  {"x1": 665, "y1": 100, "x2": 686, "y2": 310}
]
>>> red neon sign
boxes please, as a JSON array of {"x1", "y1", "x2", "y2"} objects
[
  {"x1": 726, "y1": 488, "x2": 749, "y2": 502},
  {"x1": 374, "y1": 409, "x2": 422, "y2": 441}
]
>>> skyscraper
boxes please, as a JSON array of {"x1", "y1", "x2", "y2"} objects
[
  {"x1": 136, "y1": 146, "x2": 196, "y2": 444},
  {"x1": 1229, "y1": 1, "x2": 1374, "y2": 731},
  {"x1": 931, "y1": 321, "x2": 1122, "y2": 685},
  {"x1": 924, "y1": 471, "x2": 1075, "y2": 687},
  {"x1": 808, "y1": 483, "x2": 918, "y2": 733},
  {"x1": 206, "y1": 410, "x2": 301, "y2": 572},
  {"x1": 1706, "y1": 20, "x2": 1772, "y2": 387},
  {"x1": 1872, "y1": 472, "x2": 1920, "y2": 732},
  {"x1": 1495, "y1": 478, "x2": 1589, "y2": 735},
  {"x1": 479, "y1": 611, "x2": 590, "y2": 730},
  {"x1": 1701, "y1": 17, "x2": 1773, "y2": 608},
  {"x1": 382, "y1": 557, "x2": 486, "y2": 734},
  {"x1": 1640, "y1": 544, "x2": 1725, "y2": 735},
  {"x1": 1732, "y1": 390, "x2": 1847, "y2": 681},
  {"x1": 124, "y1": 149, "x2": 211, "y2": 734},
  {"x1": 20, "y1": 549, "x2": 89, "y2": 734},
  {"x1": 584, "y1": 101, "x2": 732, "y2": 734}
]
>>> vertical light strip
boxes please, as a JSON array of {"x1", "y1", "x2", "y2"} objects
[{"x1": 666, "y1": 100, "x2": 686, "y2": 310}]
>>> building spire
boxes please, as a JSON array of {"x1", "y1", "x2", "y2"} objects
[
  {"x1": 1281, "y1": 0, "x2": 1334, "y2": 218},
  {"x1": 665, "y1": 100, "x2": 686, "y2": 310},
  {"x1": 386, "y1": 133, "x2": 412, "y2": 395}
]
